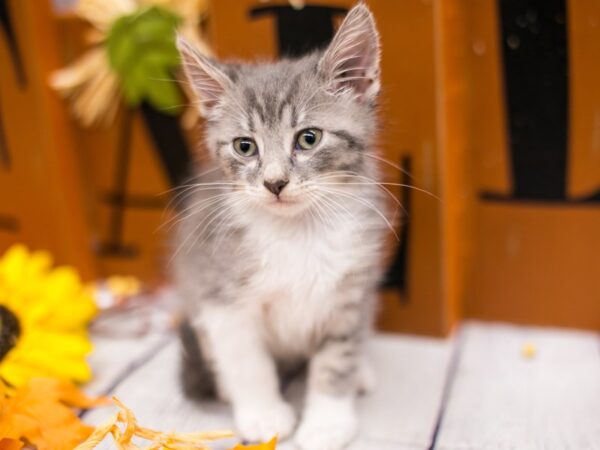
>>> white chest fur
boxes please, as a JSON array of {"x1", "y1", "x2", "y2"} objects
[{"x1": 242, "y1": 213, "x2": 362, "y2": 357}]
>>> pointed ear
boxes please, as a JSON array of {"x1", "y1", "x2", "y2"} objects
[
  {"x1": 319, "y1": 4, "x2": 381, "y2": 101},
  {"x1": 176, "y1": 35, "x2": 231, "y2": 117}
]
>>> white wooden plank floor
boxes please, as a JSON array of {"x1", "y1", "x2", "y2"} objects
[
  {"x1": 85, "y1": 332, "x2": 171, "y2": 396},
  {"x1": 83, "y1": 321, "x2": 600, "y2": 450},
  {"x1": 434, "y1": 323, "x2": 600, "y2": 450}
]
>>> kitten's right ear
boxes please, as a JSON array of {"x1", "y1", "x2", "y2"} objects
[{"x1": 177, "y1": 35, "x2": 231, "y2": 117}]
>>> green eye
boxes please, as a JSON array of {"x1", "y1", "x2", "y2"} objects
[
  {"x1": 295, "y1": 128, "x2": 322, "y2": 150},
  {"x1": 233, "y1": 137, "x2": 258, "y2": 157}
]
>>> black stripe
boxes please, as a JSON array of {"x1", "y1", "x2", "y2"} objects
[
  {"x1": 245, "y1": 88, "x2": 266, "y2": 124},
  {"x1": 224, "y1": 64, "x2": 241, "y2": 83},
  {"x1": 247, "y1": 113, "x2": 255, "y2": 133},
  {"x1": 263, "y1": 91, "x2": 278, "y2": 126},
  {"x1": 290, "y1": 104, "x2": 298, "y2": 128},
  {"x1": 278, "y1": 74, "x2": 301, "y2": 121},
  {"x1": 332, "y1": 130, "x2": 363, "y2": 151}
]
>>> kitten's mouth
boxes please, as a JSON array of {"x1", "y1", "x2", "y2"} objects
[
  {"x1": 260, "y1": 194, "x2": 308, "y2": 216},
  {"x1": 268, "y1": 197, "x2": 297, "y2": 208},
  {"x1": 272, "y1": 196, "x2": 295, "y2": 204},
  {"x1": 263, "y1": 192, "x2": 301, "y2": 205}
]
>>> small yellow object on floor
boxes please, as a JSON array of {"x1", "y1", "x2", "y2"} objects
[
  {"x1": 105, "y1": 275, "x2": 142, "y2": 298},
  {"x1": 521, "y1": 343, "x2": 537, "y2": 359},
  {"x1": 76, "y1": 397, "x2": 277, "y2": 450}
]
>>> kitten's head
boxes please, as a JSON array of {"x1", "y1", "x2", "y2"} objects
[{"x1": 177, "y1": 4, "x2": 381, "y2": 217}]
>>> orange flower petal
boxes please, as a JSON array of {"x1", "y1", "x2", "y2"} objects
[
  {"x1": 0, "y1": 378, "x2": 107, "y2": 450},
  {"x1": 0, "y1": 438, "x2": 24, "y2": 450}
]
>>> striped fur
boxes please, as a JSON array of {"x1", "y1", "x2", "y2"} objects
[{"x1": 173, "y1": 4, "x2": 385, "y2": 450}]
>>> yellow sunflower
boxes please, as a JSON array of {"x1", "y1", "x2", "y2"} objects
[{"x1": 0, "y1": 245, "x2": 97, "y2": 387}]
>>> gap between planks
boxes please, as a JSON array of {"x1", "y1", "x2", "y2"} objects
[
  {"x1": 432, "y1": 322, "x2": 600, "y2": 450},
  {"x1": 85, "y1": 332, "x2": 454, "y2": 450}
]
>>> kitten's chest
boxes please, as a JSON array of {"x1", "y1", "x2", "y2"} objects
[
  {"x1": 244, "y1": 221, "x2": 359, "y2": 354},
  {"x1": 248, "y1": 221, "x2": 355, "y2": 298}
]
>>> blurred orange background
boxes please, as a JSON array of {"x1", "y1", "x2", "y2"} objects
[{"x1": 0, "y1": 0, "x2": 598, "y2": 336}]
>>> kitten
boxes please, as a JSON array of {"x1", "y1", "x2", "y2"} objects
[{"x1": 174, "y1": 4, "x2": 387, "y2": 450}]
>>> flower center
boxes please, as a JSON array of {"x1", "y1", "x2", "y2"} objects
[{"x1": 0, "y1": 305, "x2": 21, "y2": 361}]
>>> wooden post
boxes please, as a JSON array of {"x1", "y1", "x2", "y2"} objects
[{"x1": 0, "y1": 0, "x2": 96, "y2": 279}]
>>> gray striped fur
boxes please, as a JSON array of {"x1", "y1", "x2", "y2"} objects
[{"x1": 173, "y1": 4, "x2": 387, "y2": 449}]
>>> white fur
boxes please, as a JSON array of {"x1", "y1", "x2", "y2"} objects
[
  {"x1": 194, "y1": 200, "x2": 379, "y2": 443},
  {"x1": 200, "y1": 302, "x2": 297, "y2": 440},
  {"x1": 241, "y1": 205, "x2": 370, "y2": 358},
  {"x1": 295, "y1": 392, "x2": 358, "y2": 450}
]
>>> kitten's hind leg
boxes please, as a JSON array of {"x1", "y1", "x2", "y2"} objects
[
  {"x1": 201, "y1": 305, "x2": 296, "y2": 443},
  {"x1": 179, "y1": 319, "x2": 218, "y2": 399}
]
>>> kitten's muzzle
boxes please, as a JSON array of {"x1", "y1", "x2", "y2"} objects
[{"x1": 263, "y1": 179, "x2": 289, "y2": 197}]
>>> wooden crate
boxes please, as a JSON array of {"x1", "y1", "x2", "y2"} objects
[
  {"x1": 209, "y1": 0, "x2": 600, "y2": 334},
  {"x1": 0, "y1": 0, "x2": 95, "y2": 279},
  {"x1": 3, "y1": 0, "x2": 597, "y2": 333},
  {"x1": 460, "y1": 0, "x2": 600, "y2": 330}
]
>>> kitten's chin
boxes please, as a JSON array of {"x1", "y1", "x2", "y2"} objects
[{"x1": 259, "y1": 197, "x2": 311, "y2": 218}]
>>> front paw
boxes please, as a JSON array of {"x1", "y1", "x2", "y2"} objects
[
  {"x1": 294, "y1": 396, "x2": 357, "y2": 450},
  {"x1": 234, "y1": 400, "x2": 296, "y2": 443}
]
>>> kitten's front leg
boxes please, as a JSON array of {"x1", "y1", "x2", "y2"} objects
[
  {"x1": 295, "y1": 300, "x2": 370, "y2": 450},
  {"x1": 201, "y1": 305, "x2": 296, "y2": 442}
]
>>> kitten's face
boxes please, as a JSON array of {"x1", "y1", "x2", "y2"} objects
[{"x1": 178, "y1": 4, "x2": 380, "y2": 217}]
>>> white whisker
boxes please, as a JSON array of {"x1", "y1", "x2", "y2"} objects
[
  {"x1": 318, "y1": 187, "x2": 399, "y2": 241},
  {"x1": 159, "y1": 192, "x2": 238, "y2": 232}
]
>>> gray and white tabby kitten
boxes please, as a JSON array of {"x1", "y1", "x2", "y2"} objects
[{"x1": 174, "y1": 4, "x2": 387, "y2": 449}]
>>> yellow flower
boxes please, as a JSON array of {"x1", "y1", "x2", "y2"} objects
[{"x1": 0, "y1": 245, "x2": 97, "y2": 387}]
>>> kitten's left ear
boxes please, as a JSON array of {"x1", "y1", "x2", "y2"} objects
[{"x1": 319, "y1": 3, "x2": 381, "y2": 101}]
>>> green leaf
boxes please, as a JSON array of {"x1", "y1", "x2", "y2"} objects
[
  {"x1": 141, "y1": 60, "x2": 183, "y2": 113},
  {"x1": 120, "y1": 63, "x2": 146, "y2": 107},
  {"x1": 145, "y1": 75, "x2": 183, "y2": 114},
  {"x1": 106, "y1": 6, "x2": 184, "y2": 111}
]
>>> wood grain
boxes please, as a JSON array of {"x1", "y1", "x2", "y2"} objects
[
  {"x1": 86, "y1": 322, "x2": 600, "y2": 449},
  {"x1": 85, "y1": 333, "x2": 454, "y2": 450},
  {"x1": 86, "y1": 332, "x2": 172, "y2": 397},
  {"x1": 434, "y1": 322, "x2": 600, "y2": 450}
]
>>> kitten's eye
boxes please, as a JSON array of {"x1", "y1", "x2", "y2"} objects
[
  {"x1": 295, "y1": 128, "x2": 322, "y2": 150},
  {"x1": 233, "y1": 137, "x2": 258, "y2": 157}
]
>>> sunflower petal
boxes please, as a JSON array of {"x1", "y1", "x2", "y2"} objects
[
  {"x1": 0, "y1": 245, "x2": 97, "y2": 387},
  {"x1": 0, "y1": 360, "x2": 42, "y2": 388}
]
